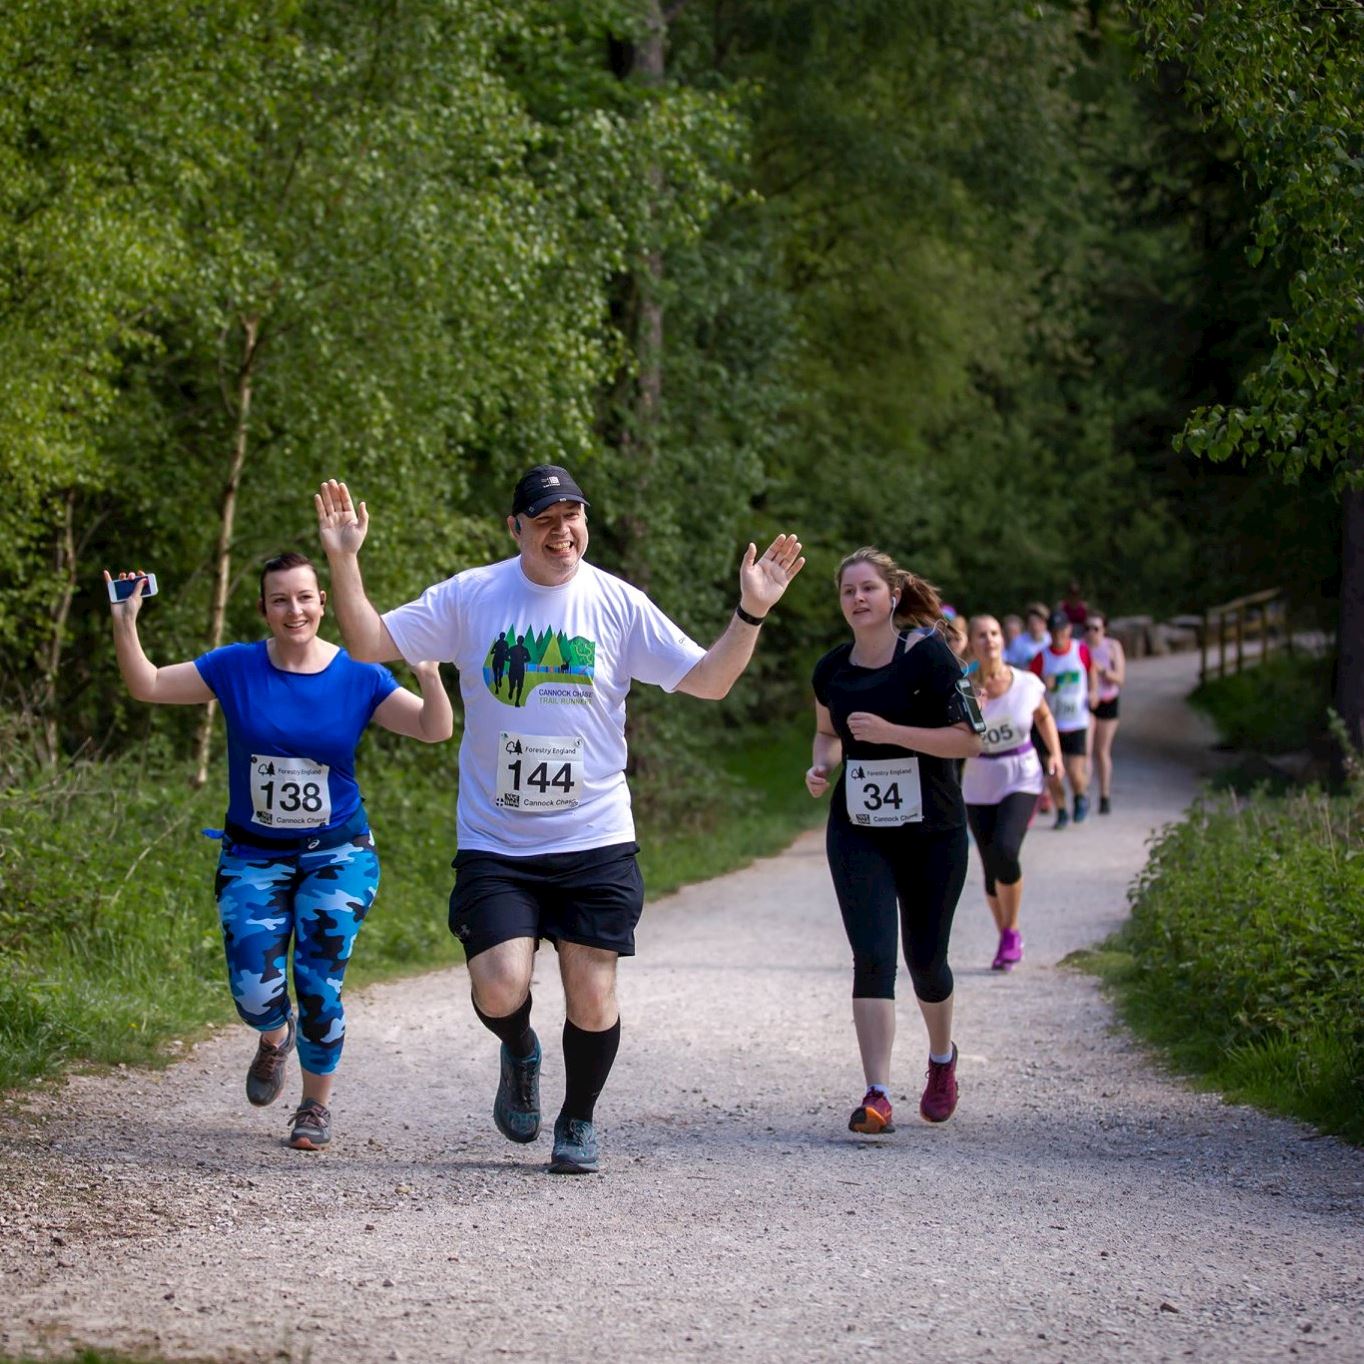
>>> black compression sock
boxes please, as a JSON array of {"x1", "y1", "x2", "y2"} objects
[
  {"x1": 561, "y1": 1017, "x2": 621, "y2": 1123},
  {"x1": 472, "y1": 992, "x2": 535, "y2": 1058}
]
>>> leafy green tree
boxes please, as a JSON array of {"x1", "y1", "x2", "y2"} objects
[{"x1": 1133, "y1": 0, "x2": 1364, "y2": 749}]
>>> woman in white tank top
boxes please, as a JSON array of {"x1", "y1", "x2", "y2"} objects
[{"x1": 962, "y1": 616, "x2": 1062, "y2": 971}]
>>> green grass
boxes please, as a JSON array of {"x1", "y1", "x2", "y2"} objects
[
  {"x1": 1070, "y1": 783, "x2": 1364, "y2": 1145},
  {"x1": 1190, "y1": 652, "x2": 1334, "y2": 754},
  {"x1": 0, "y1": 716, "x2": 821, "y2": 1090}
]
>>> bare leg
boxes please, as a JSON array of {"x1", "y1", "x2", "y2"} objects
[
  {"x1": 852, "y1": 998, "x2": 895, "y2": 1088},
  {"x1": 1094, "y1": 718, "x2": 1118, "y2": 798},
  {"x1": 995, "y1": 876, "x2": 1023, "y2": 931},
  {"x1": 468, "y1": 937, "x2": 536, "y2": 1017},
  {"x1": 558, "y1": 941, "x2": 620, "y2": 1030},
  {"x1": 1065, "y1": 752, "x2": 1090, "y2": 800},
  {"x1": 916, "y1": 993, "x2": 954, "y2": 1059},
  {"x1": 985, "y1": 891, "x2": 1005, "y2": 932},
  {"x1": 301, "y1": 1069, "x2": 334, "y2": 1106}
]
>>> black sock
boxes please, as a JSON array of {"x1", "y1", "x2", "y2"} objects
[
  {"x1": 473, "y1": 992, "x2": 535, "y2": 1058},
  {"x1": 561, "y1": 1017, "x2": 621, "y2": 1123}
]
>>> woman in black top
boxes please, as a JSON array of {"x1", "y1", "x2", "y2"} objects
[{"x1": 807, "y1": 548, "x2": 982, "y2": 1134}]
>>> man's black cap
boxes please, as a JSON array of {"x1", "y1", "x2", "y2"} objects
[
  {"x1": 512, "y1": 465, "x2": 589, "y2": 518},
  {"x1": 1048, "y1": 609, "x2": 1071, "y2": 632}
]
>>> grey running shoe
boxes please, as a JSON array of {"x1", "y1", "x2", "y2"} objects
[
  {"x1": 245, "y1": 1016, "x2": 295, "y2": 1107},
  {"x1": 288, "y1": 1098, "x2": 331, "y2": 1150},
  {"x1": 548, "y1": 1113, "x2": 599, "y2": 1174},
  {"x1": 493, "y1": 1032, "x2": 541, "y2": 1143}
]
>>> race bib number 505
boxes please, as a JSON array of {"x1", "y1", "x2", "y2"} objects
[
  {"x1": 845, "y1": 756, "x2": 923, "y2": 827},
  {"x1": 249, "y1": 754, "x2": 331, "y2": 829},
  {"x1": 496, "y1": 732, "x2": 583, "y2": 812}
]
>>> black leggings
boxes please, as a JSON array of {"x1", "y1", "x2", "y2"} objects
[
  {"x1": 825, "y1": 821, "x2": 967, "y2": 1003},
  {"x1": 965, "y1": 792, "x2": 1037, "y2": 896}
]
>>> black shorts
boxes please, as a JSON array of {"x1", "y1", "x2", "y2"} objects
[
  {"x1": 1058, "y1": 727, "x2": 1088, "y2": 758},
  {"x1": 449, "y1": 841, "x2": 644, "y2": 960},
  {"x1": 1094, "y1": 697, "x2": 1120, "y2": 721}
]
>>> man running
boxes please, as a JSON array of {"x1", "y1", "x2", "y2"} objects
[{"x1": 315, "y1": 467, "x2": 804, "y2": 1174}]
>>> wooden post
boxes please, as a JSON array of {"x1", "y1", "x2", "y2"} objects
[
  {"x1": 1218, "y1": 607, "x2": 1227, "y2": 678},
  {"x1": 1200, "y1": 609, "x2": 1209, "y2": 684},
  {"x1": 1235, "y1": 603, "x2": 1245, "y2": 673}
]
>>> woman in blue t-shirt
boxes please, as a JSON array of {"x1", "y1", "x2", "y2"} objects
[{"x1": 106, "y1": 552, "x2": 452, "y2": 1150}]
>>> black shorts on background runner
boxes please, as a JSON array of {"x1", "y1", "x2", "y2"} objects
[
  {"x1": 1058, "y1": 728, "x2": 1088, "y2": 758},
  {"x1": 1094, "y1": 698, "x2": 1119, "y2": 721},
  {"x1": 449, "y1": 841, "x2": 644, "y2": 959}
]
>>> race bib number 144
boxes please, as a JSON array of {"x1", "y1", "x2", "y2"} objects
[
  {"x1": 845, "y1": 756, "x2": 923, "y2": 827},
  {"x1": 496, "y1": 733, "x2": 583, "y2": 812}
]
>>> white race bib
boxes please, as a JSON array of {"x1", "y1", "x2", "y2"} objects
[
  {"x1": 495, "y1": 732, "x2": 583, "y2": 812},
  {"x1": 845, "y1": 756, "x2": 922, "y2": 827},
  {"x1": 1051, "y1": 688, "x2": 1087, "y2": 727},
  {"x1": 249, "y1": 754, "x2": 331, "y2": 829},
  {"x1": 981, "y1": 717, "x2": 1025, "y2": 755}
]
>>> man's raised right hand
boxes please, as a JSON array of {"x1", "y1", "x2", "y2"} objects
[{"x1": 315, "y1": 479, "x2": 369, "y2": 557}]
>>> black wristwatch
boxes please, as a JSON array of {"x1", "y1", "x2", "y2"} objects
[{"x1": 735, "y1": 604, "x2": 767, "y2": 627}]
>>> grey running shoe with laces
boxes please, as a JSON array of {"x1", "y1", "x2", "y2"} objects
[
  {"x1": 245, "y1": 1016, "x2": 295, "y2": 1107},
  {"x1": 288, "y1": 1098, "x2": 331, "y2": 1150},
  {"x1": 493, "y1": 1031, "x2": 542, "y2": 1143},
  {"x1": 548, "y1": 1113, "x2": 599, "y2": 1174}
]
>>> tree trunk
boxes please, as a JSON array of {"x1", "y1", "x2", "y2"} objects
[
  {"x1": 1334, "y1": 485, "x2": 1364, "y2": 776},
  {"x1": 614, "y1": 0, "x2": 667, "y2": 596},
  {"x1": 36, "y1": 488, "x2": 79, "y2": 765},
  {"x1": 192, "y1": 316, "x2": 258, "y2": 789}
]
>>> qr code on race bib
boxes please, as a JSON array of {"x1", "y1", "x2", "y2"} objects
[
  {"x1": 495, "y1": 793, "x2": 521, "y2": 809},
  {"x1": 854, "y1": 813, "x2": 871, "y2": 826}
]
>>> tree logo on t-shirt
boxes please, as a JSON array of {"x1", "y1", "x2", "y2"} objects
[{"x1": 483, "y1": 627, "x2": 596, "y2": 708}]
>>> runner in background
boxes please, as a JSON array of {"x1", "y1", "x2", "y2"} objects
[
  {"x1": 1058, "y1": 580, "x2": 1089, "y2": 629},
  {"x1": 1030, "y1": 610, "x2": 1099, "y2": 828},
  {"x1": 807, "y1": 549, "x2": 983, "y2": 1135},
  {"x1": 1001, "y1": 614, "x2": 1024, "y2": 660},
  {"x1": 962, "y1": 616, "x2": 1061, "y2": 970},
  {"x1": 1005, "y1": 603, "x2": 1054, "y2": 811},
  {"x1": 1085, "y1": 612, "x2": 1125, "y2": 814}
]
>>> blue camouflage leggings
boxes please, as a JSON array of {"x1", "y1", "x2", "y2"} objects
[{"x1": 214, "y1": 834, "x2": 380, "y2": 1076}]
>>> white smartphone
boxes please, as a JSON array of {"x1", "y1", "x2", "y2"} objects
[{"x1": 106, "y1": 573, "x2": 158, "y2": 603}]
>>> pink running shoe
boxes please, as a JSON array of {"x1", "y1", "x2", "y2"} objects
[
  {"x1": 920, "y1": 1044, "x2": 959, "y2": 1123},
  {"x1": 992, "y1": 928, "x2": 1023, "y2": 971},
  {"x1": 849, "y1": 1088, "x2": 894, "y2": 1134}
]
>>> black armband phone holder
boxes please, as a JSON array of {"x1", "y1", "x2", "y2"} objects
[{"x1": 946, "y1": 676, "x2": 987, "y2": 735}]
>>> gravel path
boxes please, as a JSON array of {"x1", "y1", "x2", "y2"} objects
[{"x1": 2, "y1": 649, "x2": 1361, "y2": 1363}]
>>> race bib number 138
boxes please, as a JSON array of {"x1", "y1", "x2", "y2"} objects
[
  {"x1": 249, "y1": 754, "x2": 331, "y2": 829},
  {"x1": 845, "y1": 756, "x2": 923, "y2": 827},
  {"x1": 496, "y1": 732, "x2": 583, "y2": 812}
]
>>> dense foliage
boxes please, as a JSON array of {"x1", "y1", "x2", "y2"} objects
[
  {"x1": 1, "y1": 0, "x2": 1308, "y2": 764},
  {"x1": 1098, "y1": 785, "x2": 1364, "y2": 1143}
]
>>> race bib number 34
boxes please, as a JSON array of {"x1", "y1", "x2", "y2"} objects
[
  {"x1": 846, "y1": 756, "x2": 923, "y2": 827},
  {"x1": 496, "y1": 732, "x2": 583, "y2": 812},
  {"x1": 249, "y1": 754, "x2": 331, "y2": 829}
]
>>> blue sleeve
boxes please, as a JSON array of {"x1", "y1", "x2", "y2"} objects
[
  {"x1": 371, "y1": 663, "x2": 401, "y2": 715},
  {"x1": 193, "y1": 646, "x2": 229, "y2": 696}
]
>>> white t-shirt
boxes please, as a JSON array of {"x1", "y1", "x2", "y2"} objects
[
  {"x1": 383, "y1": 557, "x2": 706, "y2": 856},
  {"x1": 961, "y1": 668, "x2": 1045, "y2": 806}
]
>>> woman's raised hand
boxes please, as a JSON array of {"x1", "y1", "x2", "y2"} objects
[
  {"x1": 315, "y1": 479, "x2": 369, "y2": 557},
  {"x1": 103, "y1": 570, "x2": 148, "y2": 621}
]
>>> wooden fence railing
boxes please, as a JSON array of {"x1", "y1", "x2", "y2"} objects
[{"x1": 1199, "y1": 587, "x2": 1289, "y2": 684}]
